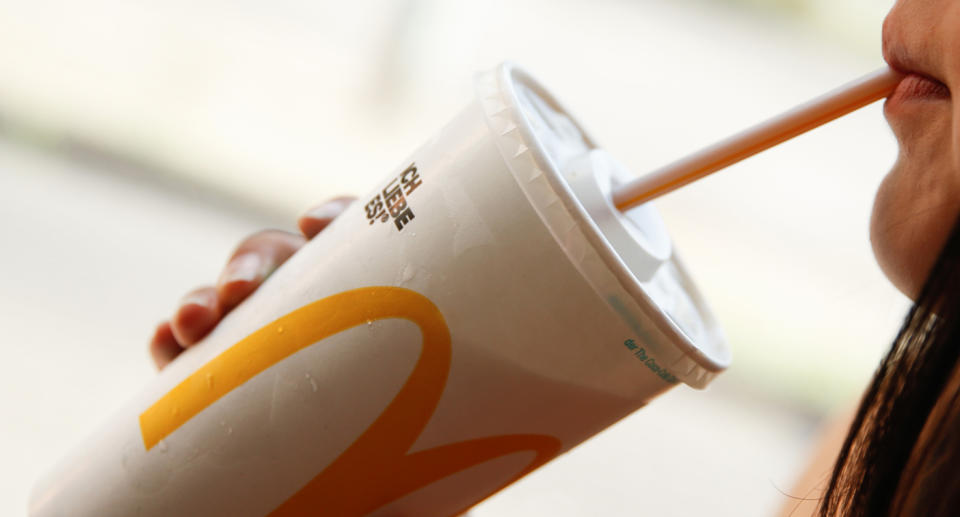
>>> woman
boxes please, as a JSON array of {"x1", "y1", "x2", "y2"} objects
[
  {"x1": 784, "y1": 1, "x2": 960, "y2": 515},
  {"x1": 148, "y1": 0, "x2": 960, "y2": 514}
]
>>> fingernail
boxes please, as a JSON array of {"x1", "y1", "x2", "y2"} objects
[
  {"x1": 181, "y1": 290, "x2": 217, "y2": 309},
  {"x1": 220, "y1": 252, "x2": 264, "y2": 285},
  {"x1": 306, "y1": 199, "x2": 352, "y2": 221}
]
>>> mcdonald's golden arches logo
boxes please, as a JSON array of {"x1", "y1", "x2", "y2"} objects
[{"x1": 140, "y1": 286, "x2": 562, "y2": 516}]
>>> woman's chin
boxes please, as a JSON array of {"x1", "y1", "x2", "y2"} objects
[{"x1": 870, "y1": 165, "x2": 957, "y2": 300}]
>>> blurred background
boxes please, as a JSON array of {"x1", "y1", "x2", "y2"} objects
[{"x1": 1, "y1": 0, "x2": 907, "y2": 515}]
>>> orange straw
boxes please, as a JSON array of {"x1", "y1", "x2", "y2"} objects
[{"x1": 612, "y1": 67, "x2": 904, "y2": 211}]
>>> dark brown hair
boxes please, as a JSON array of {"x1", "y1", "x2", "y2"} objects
[{"x1": 819, "y1": 217, "x2": 960, "y2": 516}]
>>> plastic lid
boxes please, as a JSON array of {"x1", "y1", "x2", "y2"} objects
[
  {"x1": 561, "y1": 150, "x2": 730, "y2": 375},
  {"x1": 477, "y1": 63, "x2": 730, "y2": 388}
]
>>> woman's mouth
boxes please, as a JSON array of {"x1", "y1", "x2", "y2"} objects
[{"x1": 886, "y1": 73, "x2": 951, "y2": 111}]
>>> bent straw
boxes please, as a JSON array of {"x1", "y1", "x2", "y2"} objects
[{"x1": 612, "y1": 67, "x2": 904, "y2": 211}]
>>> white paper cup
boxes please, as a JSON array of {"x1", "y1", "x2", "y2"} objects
[{"x1": 30, "y1": 63, "x2": 730, "y2": 517}]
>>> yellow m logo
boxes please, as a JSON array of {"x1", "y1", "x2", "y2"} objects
[{"x1": 140, "y1": 286, "x2": 561, "y2": 516}]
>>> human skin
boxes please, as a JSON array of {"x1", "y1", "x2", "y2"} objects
[
  {"x1": 872, "y1": 0, "x2": 960, "y2": 300},
  {"x1": 148, "y1": 196, "x2": 355, "y2": 369}
]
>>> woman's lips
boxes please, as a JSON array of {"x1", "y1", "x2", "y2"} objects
[{"x1": 886, "y1": 73, "x2": 950, "y2": 110}]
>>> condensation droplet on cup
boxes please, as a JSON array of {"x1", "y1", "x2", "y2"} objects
[
  {"x1": 170, "y1": 406, "x2": 180, "y2": 417},
  {"x1": 305, "y1": 373, "x2": 318, "y2": 392},
  {"x1": 401, "y1": 265, "x2": 416, "y2": 283},
  {"x1": 366, "y1": 319, "x2": 373, "y2": 328},
  {"x1": 206, "y1": 373, "x2": 214, "y2": 389},
  {"x1": 277, "y1": 325, "x2": 285, "y2": 334}
]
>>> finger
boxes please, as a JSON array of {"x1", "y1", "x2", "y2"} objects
[
  {"x1": 150, "y1": 321, "x2": 182, "y2": 370},
  {"x1": 217, "y1": 230, "x2": 306, "y2": 311},
  {"x1": 171, "y1": 286, "x2": 222, "y2": 347},
  {"x1": 298, "y1": 197, "x2": 356, "y2": 239}
]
